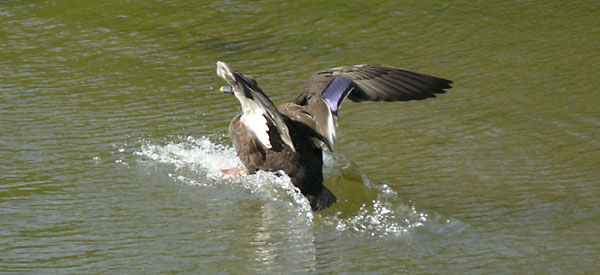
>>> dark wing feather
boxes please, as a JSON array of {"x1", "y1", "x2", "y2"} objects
[
  {"x1": 290, "y1": 64, "x2": 453, "y2": 150},
  {"x1": 343, "y1": 65, "x2": 452, "y2": 102},
  {"x1": 295, "y1": 64, "x2": 452, "y2": 109}
]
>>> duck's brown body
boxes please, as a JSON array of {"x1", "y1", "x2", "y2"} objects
[
  {"x1": 216, "y1": 62, "x2": 452, "y2": 210},
  {"x1": 229, "y1": 112, "x2": 334, "y2": 210}
]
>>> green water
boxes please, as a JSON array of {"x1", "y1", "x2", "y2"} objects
[{"x1": 2, "y1": 0, "x2": 599, "y2": 273}]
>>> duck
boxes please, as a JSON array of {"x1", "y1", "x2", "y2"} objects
[{"x1": 216, "y1": 61, "x2": 452, "y2": 210}]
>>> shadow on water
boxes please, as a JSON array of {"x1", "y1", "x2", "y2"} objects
[{"x1": 134, "y1": 135, "x2": 468, "y2": 241}]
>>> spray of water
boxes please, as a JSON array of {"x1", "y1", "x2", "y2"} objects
[
  {"x1": 134, "y1": 135, "x2": 466, "y2": 238},
  {"x1": 137, "y1": 136, "x2": 314, "y2": 223}
]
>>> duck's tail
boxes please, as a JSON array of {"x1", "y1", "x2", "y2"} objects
[{"x1": 308, "y1": 185, "x2": 337, "y2": 211}]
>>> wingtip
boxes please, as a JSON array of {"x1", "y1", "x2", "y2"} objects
[
  {"x1": 308, "y1": 185, "x2": 337, "y2": 211},
  {"x1": 216, "y1": 61, "x2": 235, "y2": 85},
  {"x1": 282, "y1": 133, "x2": 296, "y2": 152},
  {"x1": 325, "y1": 140, "x2": 334, "y2": 152}
]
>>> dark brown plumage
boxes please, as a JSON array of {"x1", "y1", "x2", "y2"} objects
[{"x1": 216, "y1": 61, "x2": 452, "y2": 210}]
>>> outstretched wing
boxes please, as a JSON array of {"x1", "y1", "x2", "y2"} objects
[{"x1": 292, "y1": 65, "x2": 453, "y2": 150}]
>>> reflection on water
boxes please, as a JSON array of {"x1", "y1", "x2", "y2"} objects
[{"x1": 2, "y1": 0, "x2": 599, "y2": 273}]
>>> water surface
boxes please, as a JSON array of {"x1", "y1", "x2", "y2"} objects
[{"x1": 2, "y1": 0, "x2": 599, "y2": 273}]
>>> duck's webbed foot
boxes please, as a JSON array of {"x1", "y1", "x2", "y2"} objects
[{"x1": 221, "y1": 166, "x2": 250, "y2": 177}]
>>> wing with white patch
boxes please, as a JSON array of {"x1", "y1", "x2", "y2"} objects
[
  {"x1": 217, "y1": 61, "x2": 296, "y2": 152},
  {"x1": 279, "y1": 98, "x2": 337, "y2": 152},
  {"x1": 241, "y1": 108, "x2": 272, "y2": 149}
]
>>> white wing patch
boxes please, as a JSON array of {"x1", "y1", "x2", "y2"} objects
[
  {"x1": 241, "y1": 111, "x2": 271, "y2": 149},
  {"x1": 238, "y1": 96, "x2": 272, "y2": 149},
  {"x1": 325, "y1": 106, "x2": 336, "y2": 149}
]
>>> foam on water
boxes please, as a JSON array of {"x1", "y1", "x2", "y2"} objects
[
  {"x1": 134, "y1": 135, "x2": 465, "y2": 239},
  {"x1": 138, "y1": 135, "x2": 241, "y2": 180},
  {"x1": 137, "y1": 136, "x2": 314, "y2": 222}
]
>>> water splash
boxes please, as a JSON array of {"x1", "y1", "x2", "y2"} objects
[
  {"x1": 321, "y1": 199, "x2": 432, "y2": 238},
  {"x1": 138, "y1": 135, "x2": 240, "y2": 179},
  {"x1": 136, "y1": 136, "x2": 314, "y2": 222},
  {"x1": 319, "y1": 151, "x2": 467, "y2": 239},
  {"x1": 134, "y1": 135, "x2": 465, "y2": 239}
]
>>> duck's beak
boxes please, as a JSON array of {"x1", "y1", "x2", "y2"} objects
[
  {"x1": 216, "y1": 61, "x2": 258, "y2": 99},
  {"x1": 220, "y1": 85, "x2": 234, "y2": 94}
]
